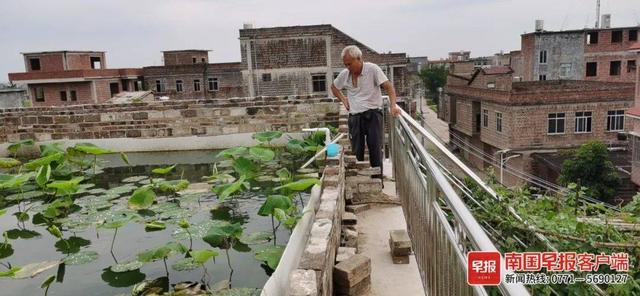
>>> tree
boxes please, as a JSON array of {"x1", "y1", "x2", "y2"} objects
[
  {"x1": 558, "y1": 140, "x2": 620, "y2": 201},
  {"x1": 417, "y1": 65, "x2": 447, "y2": 105}
]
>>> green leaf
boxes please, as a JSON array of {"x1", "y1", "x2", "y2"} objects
[
  {"x1": 0, "y1": 266, "x2": 21, "y2": 278},
  {"x1": 203, "y1": 221, "x2": 243, "y2": 248},
  {"x1": 156, "y1": 179, "x2": 189, "y2": 193},
  {"x1": 8, "y1": 139, "x2": 35, "y2": 155},
  {"x1": 36, "y1": 164, "x2": 51, "y2": 188},
  {"x1": 171, "y1": 258, "x2": 200, "y2": 271},
  {"x1": 41, "y1": 274, "x2": 56, "y2": 289},
  {"x1": 54, "y1": 236, "x2": 91, "y2": 254},
  {"x1": 214, "y1": 176, "x2": 247, "y2": 203},
  {"x1": 178, "y1": 219, "x2": 190, "y2": 229},
  {"x1": 24, "y1": 152, "x2": 65, "y2": 171},
  {"x1": 14, "y1": 261, "x2": 60, "y2": 279},
  {"x1": 152, "y1": 165, "x2": 175, "y2": 175},
  {"x1": 240, "y1": 231, "x2": 273, "y2": 245},
  {"x1": 252, "y1": 131, "x2": 283, "y2": 143},
  {"x1": 5, "y1": 229, "x2": 40, "y2": 239},
  {"x1": 0, "y1": 241, "x2": 14, "y2": 259},
  {"x1": 47, "y1": 225, "x2": 63, "y2": 239},
  {"x1": 145, "y1": 221, "x2": 166, "y2": 231},
  {"x1": 128, "y1": 187, "x2": 156, "y2": 210},
  {"x1": 191, "y1": 249, "x2": 219, "y2": 264},
  {"x1": 110, "y1": 260, "x2": 144, "y2": 273},
  {"x1": 73, "y1": 143, "x2": 113, "y2": 155},
  {"x1": 63, "y1": 250, "x2": 98, "y2": 265},
  {"x1": 0, "y1": 209, "x2": 5, "y2": 217},
  {"x1": 254, "y1": 245, "x2": 285, "y2": 270},
  {"x1": 274, "y1": 178, "x2": 320, "y2": 192},
  {"x1": 211, "y1": 288, "x2": 262, "y2": 296},
  {"x1": 137, "y1": 242, "x2": 188, "y2": 263},
  {"x1": 47, "y1": 177, "x2": 84, "y2": 196},
  {"x1": 0, "y1": 158, "x2": 21, "y2": 169},
  {"x1": 217, "y1": 147, "x2": 248, "y2": 159},
  {"x1": 276, "y1": 168, "x2": 291, "y2": 181},
  {"x1": 172, "y1": 220, "x2": 227, "y2": 240},
  {"x1": 13, "y1": 211, "x2": 29, "y2": 222},
  {"x1": 5, "y1": 190, "x2": 45, "y2": 201},
  {"x1": 258, "y1": 195, "x2": 292, "y2": 216},
  {"x1": 122, "y1": 176, "x2": 148, "y2": 183},
  {"x1": 120, "y1": 152, "x2": 131, "y2": 166},
  {"x1": 39, "y1": 143, "x2": 64, "y2": 157},
  {"x1": 249, "y1": 147, "x2": 275, "y2": 162},
  {"x1": 233, "y1": 157, "x2": 258, "y2": 179},
  {"x1": 100, "y1": 211, "x2": 139, "y2": 229},
  {"x1": 0, "y1": 173, "x2": 33, "y2": 190}
]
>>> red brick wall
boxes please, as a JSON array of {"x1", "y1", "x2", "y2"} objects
[
  {"x1": 30, "y1": 82, "x2": 94, "y2": 107},
  {"x1": 163, "y1": 52, "x2": 209, "y2": 66},
  {"x1": 584, "y1": 54, "x2": 637, "y2": 82},
  {"x1": 24, "y1": 53, "x2": 65, "y2": 72},
  {"x1": 584, "y1": 28, "x2": 639, "y2": 53},
  {"x1": 66, "y1": 52, "x2": 106, "y2": 70}
]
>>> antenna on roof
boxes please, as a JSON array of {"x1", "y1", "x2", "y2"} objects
[{"x1": 595, "y1": 0, "x2": 601, "y2": 28}]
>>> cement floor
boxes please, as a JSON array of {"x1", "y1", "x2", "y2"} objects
[{"x1": 355, "y1": 159, "x2": 425, "y2": 296}]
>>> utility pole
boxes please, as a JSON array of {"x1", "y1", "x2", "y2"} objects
[{"x1": 595, "y1": 0, "x2": 601, "y2": 28}]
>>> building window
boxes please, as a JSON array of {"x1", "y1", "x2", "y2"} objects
[
  {"x1": 192, "y1": 58, "x2": 197, "y2": 64},
  {"x1": 607, "y1": 110, "x2": 625, "y2": 131},
  {"x1": 538, "y1": 74, "x2": 547, "y2": 81},
  {"x1": 496, "y1": 112, "x2": 502, "y2": 133},
  {"x1": 30, "y1": 58, "x2": 41, "y2": 71},
  {"x1": 311, "y1": 74, "x2": 326, "y2": 92},
  {"x1": 176, "y1": 80, "x2": 183, "y2": 92},
  {"x1": 610, "y1": 61, "x2": 621, "y2": 76},
  {"x1": 262, "y1": 73, "x2": 272, "y2": 82},
  {"x1": 201, "y1": 58, "x2": 206, "y2": 63},
  {"x1": 194, "y1": 79, "x2": 201, "y2": 92},
  {"x1": 539, "y1": 50, "x2": 547, "y2": 64},
  {"x1": 586, "y1": 62, "x2": 598, "y2": 77},
  {"x1": 628, "y1": 60, "x2": 637, "y2": 73},
  {"x1": 60, "y1": 91, "x2": 67, "y2": 101},
  {"x1": 155, "y1": 80, "x2": 164, "y2": 92},
  {"x1": 486, "y1": 82, "x2": 496, "y2": 89},
  {"x1": 34, "y1": 87, "x2": 44, "y2": 102},
  {"x1": 547, "y1": 113, "x2": 565, "y2": 134},
  {"x1": 90, "y1": 57, "x2": 102, "y2": 69},
  {"x1": 208, "y1": 78, "x2": 218, "y2": 91},
  {"x1": 559, "y1": 63, "x2": 572, "y2": 78},
  {"x1": 630, "y1": 29, "x2": 638, "y2": 41},
  {"x1": 70, "y1": 90, "x2": 77, "y2": 101},
  {"x1": 611, "y1": 30, "x2": 623, "y2": 43},
  {"x1": 575, "y1": 111, "x2": 592, "y2": 133},
  {"x1": 587, "y1": 32, "x2": 599, "y2": 44},
  {"x1": 482, "y1": 109, "x2": 488, "y2": 128}
]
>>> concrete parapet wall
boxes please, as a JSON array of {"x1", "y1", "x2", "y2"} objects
[{"x1": 0, "y1": 95, "x2": 340, "y2": 145}]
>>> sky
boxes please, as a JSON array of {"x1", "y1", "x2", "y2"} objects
[{"x1": 1, "y1": 0, "x2": 639, "y2": 82}]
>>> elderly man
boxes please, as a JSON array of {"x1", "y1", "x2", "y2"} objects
[{"x1": 331, "y1": 45, "x2": 401, "y2": 173}]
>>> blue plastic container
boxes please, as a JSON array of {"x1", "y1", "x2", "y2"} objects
[{"x1": 326, "y1": 143, "x2": 340, "y2": 157}]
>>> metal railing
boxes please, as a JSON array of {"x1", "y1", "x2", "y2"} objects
[{"x1": 388, "y1": 107, "x2": 530, "y2": 296}]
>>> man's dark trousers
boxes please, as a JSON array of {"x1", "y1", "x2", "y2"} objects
[{"x1": 347, "y1": 108, "x2": 383, "y2": 169}]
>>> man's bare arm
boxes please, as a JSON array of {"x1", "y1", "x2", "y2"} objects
[
  {"x1": 331, "y1": 83, "x2": 349, "y2": 111},
  {"x1": 381, "y1": 81, "x2": 400, "y2": 117}
]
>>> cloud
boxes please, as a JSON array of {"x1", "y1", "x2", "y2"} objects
[{"x1": 1, "y1": 0, "x2": 638, "y2": 81}]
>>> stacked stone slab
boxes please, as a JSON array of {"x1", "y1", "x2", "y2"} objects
[
  {"x1": 389, "y1": 230, "x2": 412, "y2": 264},
  {"x1": 333, "y1": 254, "x2": 372, "y2": 295},
  {"x1": 289, "y1": 152, "x2": 345, "y2": 296}
]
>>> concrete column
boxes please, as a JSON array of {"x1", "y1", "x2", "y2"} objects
[
  {"x1": 325, "y1": 35, "x2": 333, "y2": 96},
  {"x1": 636, "y1": 52, "x2": 639, "y2": 103},
  {"x1": 91, "y1": 81, "x2": 98, "y2": 103},
  {"x1": 243, "y1": 39, "x2": 255, "y2": 97},
  {"x1": 389, "y1": 66, "x2": 395, "y2": 84}
]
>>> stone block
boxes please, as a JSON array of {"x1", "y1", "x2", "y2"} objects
[
  {"x1": 323, "y1": 175, "x2": 339, "y2": 188},
  {"x1": 335, "y1": 276, "x2": 371, "y2": 296},
  {"x1": 354, "y1": 161, "x2": 370, "y2": 170},
  {"x1": 333, "y1": 254, "x2": 371, "y2": 291},
  {"x1": 357, "y1": 167, "x2": 381, "y2": 177},
  {"x1": 342, "y1": 212, "x2": 357, "y2": 226},
  {"x1": 299, "y1": 219, "x2": 333, "y2": 270},
  {"x1": 345, "y1": 204, "x2": 370, "y2": 214},
  {"x1": 342, "y1": 228, "x2": 358, "y2": 248},
  {"x1": 389, "y1": 230, "x2": 412, "y2": 256},
  {"x1": 336, "y1": 247, "x2": 357, "y2": 263},
  {"x1": 323, "y1": 166, "x2": 339, "y2": 176},
  {"x1": 316, "y1": 199, "x2": 337, "y2": 221},
  {"x1": 288, "y1": 269, "x2": 318, "y2": 296},
  {"x1": 391, "y1": 255, "x2": 410, "y2": 264}
]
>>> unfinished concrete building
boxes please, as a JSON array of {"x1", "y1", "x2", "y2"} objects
[{"x1": 239, "y1": 24, "x2": 409, "y2": 97}]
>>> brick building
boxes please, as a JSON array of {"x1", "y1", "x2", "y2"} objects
[
  {"x1": 442, "y1": 69, "x2": 635, "y2": 187},
  {"x1": 239, "y1": 24, "x2": 409, "y2": 97},
  {"x1": 518, "y1": 23, "x2": 639, "y2": 82},
  {"x1": 624, "y1": 43, "x2": 640, "y2": 186},
  {"x1": 143, "y1": 50, "x2": 244, "y2": 100},
  {"x1": 8, "y1": 51, "x2": 143, "y2": 106}
]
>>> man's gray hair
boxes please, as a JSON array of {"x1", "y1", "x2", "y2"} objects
[{"x1": 341, "y1": 45, "x2": 362, "y2": 59}]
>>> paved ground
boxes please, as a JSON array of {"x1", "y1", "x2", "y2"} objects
[{"x1": 355, "y1": 159, "x2": 425, "y2": 296}]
